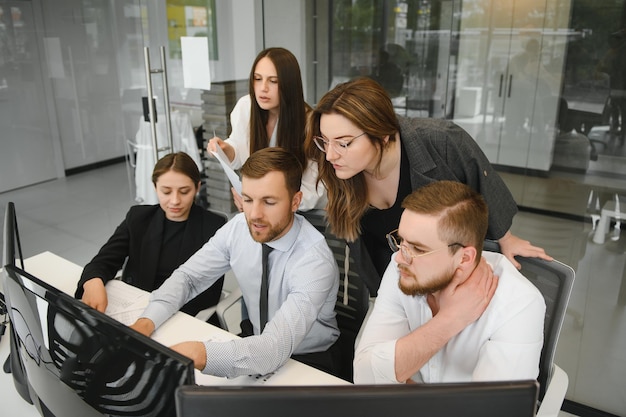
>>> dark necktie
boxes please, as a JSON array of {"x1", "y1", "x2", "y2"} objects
[{"x1": 259, "y1": 243, "x2": 273, "y2": 331}]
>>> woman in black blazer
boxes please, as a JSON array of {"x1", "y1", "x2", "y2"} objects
[{"x1": 75, "y1": 152, "x2": 226, "y2": 316}]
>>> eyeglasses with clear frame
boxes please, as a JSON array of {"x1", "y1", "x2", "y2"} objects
[
  {"x1": 386, "y1": 229, "x2": 465, "y2": 264},
  {"x1": 312, "y1": 132, "x2": 367, "y2": 155}
]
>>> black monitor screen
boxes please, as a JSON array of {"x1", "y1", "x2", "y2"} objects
[
  {"x1": 3, "y1": 263, "x2": 195, "y2": 417},
  {"x1": 176, "y1": 382, "x2": 539, "y2": 417},
  {"x1": 2, "y1": 201, "x2": 23, "y2": 270}
]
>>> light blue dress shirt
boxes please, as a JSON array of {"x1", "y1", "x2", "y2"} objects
[{"x1": 141, "y1": 212, "x2": 339, "y2": 378}]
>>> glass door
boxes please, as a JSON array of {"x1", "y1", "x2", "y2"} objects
[
  {"x1": 0, "y1": 1, "x2": 59, "y2": 192},
  {"x1": 452, "y1": 0, "x2": 570, "y2": 172}
]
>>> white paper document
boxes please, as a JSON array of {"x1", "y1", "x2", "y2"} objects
[
  {"x1": 210, "y1": 147, "x2": 242, "y2": 195},
  {"x1": 104, "y1": 280, "x2": 150, "y2": 325},
  {"x1": 181, "y1": 36, "x2": 211, "y2": 90}
]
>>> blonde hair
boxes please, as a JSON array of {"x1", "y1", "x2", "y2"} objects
[{"x1": 305, "y1": 78, "x2": 400, "y2": 241}]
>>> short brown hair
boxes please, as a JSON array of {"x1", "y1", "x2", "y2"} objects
[
  {"x1": 241, "y1": 147, "x2": 303, "y2": 197},
  {"x1": 151, "y1": 152, "x2": 200, "y2": 189},
  {"x1": 402, "y1": 181, "x2": 488, "y2": 257}
]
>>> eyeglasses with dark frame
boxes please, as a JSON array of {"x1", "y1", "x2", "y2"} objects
[
  {"x1": 312, "y1": 132, "x2": 367, "y2": 155},
  {"x1": 386, "y1": 229, "x2": 465, "y2": 264}
]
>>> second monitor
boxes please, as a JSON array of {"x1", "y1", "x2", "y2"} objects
[{"x1": 176, "y1": 381, "x2": 539, "y2": 417}]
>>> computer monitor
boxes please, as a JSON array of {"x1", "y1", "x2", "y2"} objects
[
  {"x1": 2, "y1": 201, "x2": 24, "y2": 270},
  {"x1": 176, "y1": 381, "x2": 539, "y2": 417},
  {"x1": 2, "y1": 202, "x2": 195, "y2": 417},
  {"x1": 2, "y1": 201, "x2": 31, "y2": 404}
]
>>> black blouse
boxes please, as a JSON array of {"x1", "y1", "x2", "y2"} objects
[
  {"x1": 155, "y1": 218, "x2": 187, "y2": 289},
  {"x1": 360, "y1": 141, "x2": 412, "y2": 278}
]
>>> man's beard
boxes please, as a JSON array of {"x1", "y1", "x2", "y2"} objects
[
  {"x1": 247, "y1": 215, "x2": 291, "y2": 243},
  {"x1": 397, "y1": 264, "x2": 454, "y2": 296}
]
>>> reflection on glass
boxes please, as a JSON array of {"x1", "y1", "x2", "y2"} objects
[
  {"x1": 166, "y1": 1, "x2": 217, "y2": 60},
  {"x1": 327, "y1": 0, "x2": 626, "y2": 175}
]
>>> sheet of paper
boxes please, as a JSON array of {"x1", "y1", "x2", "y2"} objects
[
  {"x1": 210, "y1": 147, "x2": 242, "y2": 195},
  {"x1": 181, "y1": 36, "x2": 211, "y2": 90},
  {"x1": 104, "y1": 280, "x2": 150, "y2": 325}
]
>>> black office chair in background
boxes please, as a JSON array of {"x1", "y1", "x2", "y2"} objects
[
  {"x1": 301, "y1": 210, "x2": 370, "y2": 382},
  {"x1": 483, "y1": 240, "x2": 575, "y2": 417}
]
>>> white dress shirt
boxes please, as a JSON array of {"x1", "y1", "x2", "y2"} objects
[
  {"x1": 141, "y1": 213, "x2": 339, "y2": 378},
  {"x1": 354, "y1": 251, "x2": 545, "y2": 384},
  {"x1": 223, "y1": 94, "x2": 327, "y2": 211}
]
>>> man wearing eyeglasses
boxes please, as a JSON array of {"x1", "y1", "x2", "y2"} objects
[{"x1": 353, "y1": 181, "x2": 545, "y2": 384}]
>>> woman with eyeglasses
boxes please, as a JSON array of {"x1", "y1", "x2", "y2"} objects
[
  {"x1": 305, "y1": 77, "x2": 552, "y2": 297},
  {"x1": 207, "y1": 47, "x2": 326, "y2": 212}
]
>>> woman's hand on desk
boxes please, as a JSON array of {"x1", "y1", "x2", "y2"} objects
[
  {"x1": 82, "y1": 278, "x2": 108, "y2": 312},
  {"x1": 130, "y1": 317, "x2": 155, "y2": 337},
  {"x1": 170, "y1": 341, "x2": 207, "y2": 370}
]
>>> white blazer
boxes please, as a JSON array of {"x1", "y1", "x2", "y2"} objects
[{"x1": 222, "y1": 95, "x2": 327, "y2": 211}]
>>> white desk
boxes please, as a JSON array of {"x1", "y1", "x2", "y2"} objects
[{"x1": 21, "y1": 251, "x2": 349, "y2": 386}]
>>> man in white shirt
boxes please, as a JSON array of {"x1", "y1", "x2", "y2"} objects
[
  {"x1": 354, "y1": 180, "x2": 545, "y2": 384},
  {"x1": 131, "y1": 147, "x2": 340, "y2": 378}
]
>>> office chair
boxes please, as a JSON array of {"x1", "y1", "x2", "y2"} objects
[
  {"x1": 124, "y1": 139, "x2": 141, "y2": 203},
  {"x1": 212, "y1": 287, "x2": 243, "y2": 331},
  {"x1": 483, "y1": 240, "x2": 575, "y2": 417},
  {"x1": 300, "y1": 210, "x2": 370, "y2": 382}
]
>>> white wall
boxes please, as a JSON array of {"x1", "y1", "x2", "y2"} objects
[
  {"x1": 210, "y1": 0, "x2": 308, "y2": 95},
  {"x1": 211, "y1": 0, "x2": 260, "y2": 82},
  {"x1": 262, "y1": 0, "x2": 309, "y2": 101}
]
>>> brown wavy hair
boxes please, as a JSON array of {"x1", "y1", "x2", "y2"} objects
[
  {"x1": 249, "y1": 47, "x2": 309, "y2": 168},
  {"x1": 305, "y1": 78, "x2": 400, "y2": 241}
]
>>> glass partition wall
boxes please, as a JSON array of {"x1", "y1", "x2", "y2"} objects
[
  {"x1": 0, "y1": 1, "x2": 62, "y2": 192},
  {"x1": 2, "y1": 0, "x2": 626, "y2": 414},
  {"x1": 327, "y1": 0, "x2": 625, "y2": 212},
  {"x1": 325, "y1": 1, "x2": 626, "y2": 415}
]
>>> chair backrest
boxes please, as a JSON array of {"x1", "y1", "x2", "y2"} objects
[
  {"x1": 126, "y1": 140, "x2": 138, "y2": 168},
  {"x1": 300, "y1": 210, "x2": 370, "y2": 382},
  {"x1": 483, "y1": 240, "x2": 575, "y2": 401}
]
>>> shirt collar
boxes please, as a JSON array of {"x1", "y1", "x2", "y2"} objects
[{"x1": 264, "y1": 213, "x2": 302, "y2": 253}]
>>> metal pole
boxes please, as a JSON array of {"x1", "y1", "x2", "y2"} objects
[
  {"x1": 143, "y1": 47, "x2": 159, "y2": 163},
  {"x1": 160, "y1": 46, "x2": 174, "y2": 154}
]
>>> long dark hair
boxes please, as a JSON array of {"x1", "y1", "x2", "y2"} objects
[{"x1": 248, "y1": 47, "x2": 309, "y2": 168}]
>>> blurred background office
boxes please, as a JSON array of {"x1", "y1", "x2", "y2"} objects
[{"x1": 0, "y1": 0, "x2": 625, "y2": 415}]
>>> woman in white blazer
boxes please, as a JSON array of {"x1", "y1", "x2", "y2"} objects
[{"x1": 208, "y1": 47, "x2": 326, "y2": 212}]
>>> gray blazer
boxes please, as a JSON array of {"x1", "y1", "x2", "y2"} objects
[{"x1": 348, "y1": 116, "x2": 518, "y2": 297}]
